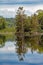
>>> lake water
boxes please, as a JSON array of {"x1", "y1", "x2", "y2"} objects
[{"x1": 0, "y1": 34, "x2": 43, "y2": 65}]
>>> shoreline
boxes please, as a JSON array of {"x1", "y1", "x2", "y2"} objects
[
  {"x1": 0, "y1": 32, "x2": 15, "y2": 35},
  {"x1": 0, "y1": 32, "x2": 43, "y2": 36}
]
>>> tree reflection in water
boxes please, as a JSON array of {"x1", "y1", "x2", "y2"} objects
[
  {"x1": 16, "y1": 35, "x2": 43, "y2": 61},
  {"x1": 0, "y1": 35, "x2": 5, "y2": 48},
  {"x1": 0, "y1": 34, "x2": 15, "y2": 48},
  {"x1": 0, "y1": 34, "x2": 43, "y2": 61},
  {"x1": 15, "y1": 35, "x2": 28, "y2": 61}
]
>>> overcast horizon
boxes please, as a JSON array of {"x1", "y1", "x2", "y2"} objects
[{"x1": 0, "y1": 0, "x2": 43, "y2": 18}]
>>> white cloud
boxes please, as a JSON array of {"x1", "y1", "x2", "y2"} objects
[
  {"x1": 0, "y1": 41, "x2": 16, "y2": 53},
  {"x1": 0, "y1": 4, "x2": 43, "y2": 18}
]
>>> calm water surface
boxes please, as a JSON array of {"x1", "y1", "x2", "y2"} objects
[{"x1": 0, "y1": 34, "x2": 43, "y2": 65}]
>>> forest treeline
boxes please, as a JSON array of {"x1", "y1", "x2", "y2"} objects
[
  {"x1": 15, "y1": 7, "x2": 43, "y2": 34},
  {"x1": 0, "y1": 7, "x2": 43, "y2": 33},
  {"x1": 0, "y1": 17, "x2": 15, "y2": 33}
]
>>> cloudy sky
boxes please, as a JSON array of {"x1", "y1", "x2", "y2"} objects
[
  {"x1": 0, "y1": 0, "x2": 43, "y2": 18},
  {"x1": 0, "y1": 0, "x2": 43, "y2": 4}
]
